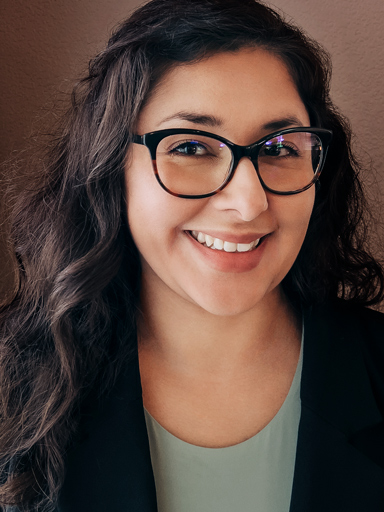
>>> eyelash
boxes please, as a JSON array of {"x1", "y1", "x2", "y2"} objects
[
  {"x1": 260, "y1": 142, "x2": 300, "y2": 158},
  {"x1": 168, "y1": 141, "x2": 212, "y2": 156}
]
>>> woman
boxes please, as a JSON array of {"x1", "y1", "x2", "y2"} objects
[{"x1": 1, "y1": 0, "x2": 384, "y2": 510}]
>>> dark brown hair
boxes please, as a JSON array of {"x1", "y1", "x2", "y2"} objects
[{"x1": 1, "y1": 0, "x2": 383, "y2": 509}]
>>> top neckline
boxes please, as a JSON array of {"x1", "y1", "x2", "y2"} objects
[{"x1": 144, "y1": 325, "x2": 304, "y2": 450}]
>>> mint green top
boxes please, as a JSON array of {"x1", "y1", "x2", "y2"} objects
[{"x1": 144, "y1": 338, "x2": 303, "y2": 512}]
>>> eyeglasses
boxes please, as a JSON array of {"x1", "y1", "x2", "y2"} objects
[{"x1": 132, "y1": 127, "x2": 333, "y2": 198}]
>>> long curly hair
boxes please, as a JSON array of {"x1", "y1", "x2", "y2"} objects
[{"x1": 1, "y1": 0, "x2": 383, "y2": 509}]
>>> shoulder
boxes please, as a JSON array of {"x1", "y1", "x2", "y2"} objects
[
  {"x1": 307, "y1": 298, "x2": 384, "y2": 337},
  {"x1": 331, "y1": 300, "x2": 384, "y2": 367},
  {"x1": 307, "y1": 298, "x2": 384, "y2": 355},
  {"x1": 306, "y1": 299, "x2": 384, "y2": 414},
  {"x1": 332, "y1": 299, "x2": 384, "y2": 343}
]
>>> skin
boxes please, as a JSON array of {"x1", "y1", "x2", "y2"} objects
[{"x1": 125, "y1": 48, "x2": 315, "y2": 448}]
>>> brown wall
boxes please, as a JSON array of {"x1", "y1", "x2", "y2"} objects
[
  {"x1": 1, "y1": 0, "x2": 383, "y2": 293},
  {"x1": 271, "y1": 0, "x2": 384, "y2": 195}
]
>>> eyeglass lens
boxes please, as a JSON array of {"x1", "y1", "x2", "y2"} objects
[{"x1": 155, "y1": 132, "x2": 322, "y2": 195}]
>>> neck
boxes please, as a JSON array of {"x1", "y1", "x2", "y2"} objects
[{"x1": 137, "y1": 275, "x2": 300, "y2": 378}]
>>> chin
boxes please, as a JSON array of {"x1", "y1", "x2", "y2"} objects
[{"x1": 186, "y1": 286, "x2": 276, "y2": 318}]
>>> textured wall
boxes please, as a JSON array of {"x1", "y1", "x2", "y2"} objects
[
  {"x1": 1, "y1": 0, "x2": 383, "y2": 291},
  {"x1": 271, "y1": 0, "x2": 384, "y2": 192},
  {"x1": 0, "y1": 0, "x2": 143, "y2": 162},
  {"x1": 1, "y1": 0, "x2": 383, "y2": 169}
]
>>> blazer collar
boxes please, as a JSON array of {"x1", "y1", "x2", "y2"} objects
[{"x1": 58, "y1": 352, "x2": 158, "y2": 512}]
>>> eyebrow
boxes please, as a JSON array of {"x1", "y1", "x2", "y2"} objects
[
  {"x1": 159, "y1": 111, "x2": 224, "y2": 127},
  {"x1": 261, "y1": 116, "x2": 305, "y2": 131},
  {"x1": 158, "y1": 112, "x2": 304, "y2": 131}
]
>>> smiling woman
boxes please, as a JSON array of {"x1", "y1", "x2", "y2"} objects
[
  {"x1": 1, "y1": 0, "x2": 384, "y2": 511},
  {"x1": 127, "y1": 50, "x2": 317, "y2": 317}
]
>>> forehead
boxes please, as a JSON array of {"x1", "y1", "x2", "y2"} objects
[{"x1": 137, "y1": 48, "x2": 310, "y2": 140}]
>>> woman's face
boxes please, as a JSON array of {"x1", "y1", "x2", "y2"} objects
[{"x1": 125, "y1": 48, "x2": 315, "y2": 316}]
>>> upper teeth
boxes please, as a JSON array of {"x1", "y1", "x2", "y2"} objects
[{"x1": 191, "y1": 231, "x2": 260, "y2": 252}]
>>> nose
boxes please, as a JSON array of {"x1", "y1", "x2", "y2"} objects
[{"x1": 212, "y1": 157, "x2": 268, "y2": 221}]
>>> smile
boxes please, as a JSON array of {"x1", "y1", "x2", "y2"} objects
[{"x1": 190, "y1": 231, "x2": 262, "y2": 253}]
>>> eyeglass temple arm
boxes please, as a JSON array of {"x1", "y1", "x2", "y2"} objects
[{"x1": 132, "y1": 134, "x2": 144, "y2": 144}]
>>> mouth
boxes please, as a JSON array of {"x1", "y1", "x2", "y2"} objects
[{"x1": 188, "y1": 230, "x2": 267, "y2": 253}]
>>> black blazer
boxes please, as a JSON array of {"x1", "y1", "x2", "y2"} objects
[{"x1": 57, "y1": 301, "x2": 384, "y2": 511}]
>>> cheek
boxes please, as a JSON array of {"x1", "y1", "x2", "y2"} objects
[
  {"x1": 125, "y1": 148, "x2": 160, "y2": 256},
  {"x1": 124, "y1": 148, "x2": 201, "y2": 257},
  {"x1": 265, "y1": 192, "x2": 315, "y2": 291},
  {"x1": 269, "y1": 189, "x2": 315, "y2": 256},
  {"x1": 125, "y1": 145, "x2": 170, "y2": 236},
  {"x1": 280, "y1": 189, "x2": 315, "y2": 247},
  {"x1": 125, "y1": 176, "x2": 168, "y2": 258}
]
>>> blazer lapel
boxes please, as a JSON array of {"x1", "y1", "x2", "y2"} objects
[
  {"x1": 290, "y1": 302, "x2": 384, "y2": 511},
  {"x1": 57, "y1": 352, "x2": 158, "y2": 512}
]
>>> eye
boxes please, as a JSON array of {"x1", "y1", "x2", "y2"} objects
[
  {"x1": 168, "y1": 140, "x2": 210, "y2": 156},
  {"x1": 260, "y1": 142, "x2": 299, "y2": 158}
]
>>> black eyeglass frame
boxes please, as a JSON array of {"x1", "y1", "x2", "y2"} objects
[{"x1": 132, "y1": 127, "x2": 333, "y2": 198}]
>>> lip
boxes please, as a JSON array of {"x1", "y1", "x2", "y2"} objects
[
  {"x1": 186, "y1": 231, "x2": 270, "y2": 273},
  {"x1": 186, "y1": 230, "x2": 270, "y2": 245}
]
